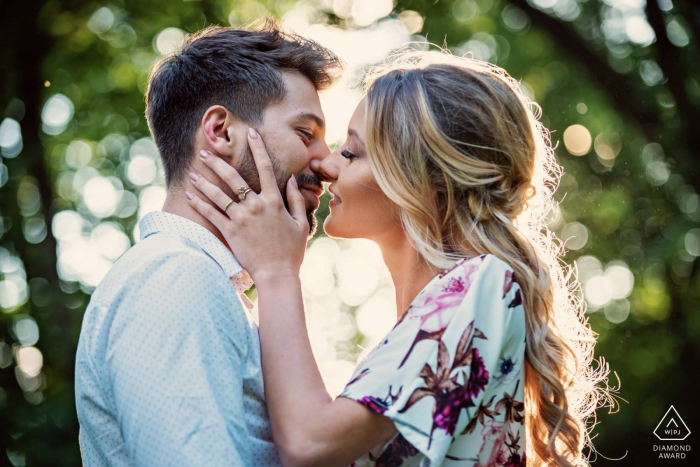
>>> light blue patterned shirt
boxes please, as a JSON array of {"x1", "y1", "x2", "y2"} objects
[{"x1": 75, "y1": 211, "x2": 281, "y2": 467}]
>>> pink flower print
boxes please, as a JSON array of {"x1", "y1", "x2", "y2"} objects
[
  {"x1": 355, "y1": 386, "x2": 402, "y2": 415},
  {"x1": 475, "y1": 420, "x2": 509, "y2": 467},
  {"x1": 504, "y1": 453, "x2": 526, "y2": 467},
  {"x1": 443, "y1": 276, "x2": 465, "y2": 293},
  {"x1": 373, "y1": 435, "x2": 419, "y2": 467},
  {"x1": 398, "y1": 290, "x2": 465, "y2": 368},
  {"x1": 408, "y1": 262, "x2": 480, "y2": 331},
  {"x1": 503, "y1": 269, "x2": 523, "y2": 308},
  {"x1": 466, "y1": 348, "x2": 490, "y2": 399},
  {"x1": 503, "y1": 270, "x2": 516, "y2": 298},
  {"x1": 399, "y1": 323, "x2": 489, "y2": 447},
  {"x1": 413, "y1": 296, "x2": 461, "y2": 333},
  {"x1": 358, "y1": 396, "x2": 389, "y2": 414},
  {"x1": 399, "y1": 262, "x2": 484, "y2": 368},
  {"x1": 432, "y1": 387, "x2": 470, "y2": 435},
  {"x1": 398, "y1": 295, "x2": 461, "y2": 369},
  {"x1": 508, "y1": 289, "x2": 522, "y2": 308}
]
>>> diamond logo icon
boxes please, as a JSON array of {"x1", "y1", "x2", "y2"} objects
[{"x1": 654, "y1": 405, "x2": 691, "y2": 441}]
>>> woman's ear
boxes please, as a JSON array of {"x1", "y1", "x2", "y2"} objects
[{"x1": 201, "y1": 105, "x2": 236, "y2": 157}]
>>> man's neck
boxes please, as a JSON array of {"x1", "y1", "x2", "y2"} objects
[{"x1": 162, "y1": 190, "x2": 232, "y2": 252}]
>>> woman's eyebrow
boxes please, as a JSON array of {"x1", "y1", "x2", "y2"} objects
[{"x1": 347, "y1": 129, "x2": 365, "y2": 148}]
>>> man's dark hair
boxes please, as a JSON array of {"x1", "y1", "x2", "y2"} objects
[{"x1": 145, "y1": 19, "x2": 343, "y2": 187}]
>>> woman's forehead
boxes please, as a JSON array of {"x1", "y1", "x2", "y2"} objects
[{"x1": 348, "y1": 97, "x2": 367, "y2": 138}]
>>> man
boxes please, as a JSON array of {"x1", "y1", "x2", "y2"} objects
[{"x1": 74, "y1": 19, "x2": 342, "y2": 466}]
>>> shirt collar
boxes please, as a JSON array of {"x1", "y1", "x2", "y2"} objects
[{"x1": 139, "y1": 211, "x2": 245, "y2": 280}]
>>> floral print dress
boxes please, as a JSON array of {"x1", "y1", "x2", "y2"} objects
[{"x1": 340, "y1": 254, "x2": 527, "y2": 467}]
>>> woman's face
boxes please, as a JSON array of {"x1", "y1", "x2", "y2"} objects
[{"x1": 312, "y1": 97, "x2": 402, "y2": 242}]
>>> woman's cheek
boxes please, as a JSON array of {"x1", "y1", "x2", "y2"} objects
[{"x1": 345, "y1": 172, "x2": 398, "y2": 236}]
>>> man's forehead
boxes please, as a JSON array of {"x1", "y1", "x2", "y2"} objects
[
  {"x1": 265, "y1": 72, "x2": 325, "y2": 126},
  {"x1": 291, "y1": 111, "x2": 325, "y2": 130}
]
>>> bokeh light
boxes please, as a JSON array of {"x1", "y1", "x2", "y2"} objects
[
  {"x1": 127, "y1": 156, "x2": 157, "y2": 186},
  {"x1": 82, "y1": 177, "x2": 120, "y2": 218},
  {"x1": 155, "y1": 28, "x2": 186, "y2": 55},
  {"x1": 41, "y1": 94, "x2": 74, "y2": 135},
  {"x1": 0, "y1": 118, "x2": 23, "y2": 158},
  {"x1": 562, "y1": 222, "x2": 589, "y2": 250},
  {"x1": 0, "y1": 250, "x2": 29, "y2": 313},
  {"x1": 87, "y1": 7, "x2": 115, "y2": 34},
  {"x1": 3, "y1": 0, "x2": 699, "y2": 460},
  {"x1": 563, "y1": 124, "x2": 592, "y2": 156},
  {"x1": 578, "y1": 255, "x2": 635, "y2": 314},
  {"x1": 16, "y1": 346, "x2": 43, "y2": 378},
  {"x1": 351, "y1": 0, "x2": 394, "y2": 26},
  {"x1": 13, "y1": 315, "x2": 39, "y2": 347},
  {"x1": 625, "y1": 16, "x2": 655, "y2": 46}
]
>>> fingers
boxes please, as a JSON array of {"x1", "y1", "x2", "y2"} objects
[
  {"x1": 189, "y1": 172, "x2": 235, "y2": 213},
  {"x1": 198, "y1": 150, "x2": 250, "y2": 198},
  {"x1": 286, "y1": 175, "x2": 308, "y2": 227},
  {"x1": 185, "y1": 191, "x2": 233, "y2": 234},
  {"x1": 247, "y1": 128, "x2": 279, "y2": 194}
]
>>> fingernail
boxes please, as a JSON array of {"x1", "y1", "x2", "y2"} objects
[
  {"x1": 189, "y1": 172, "x2": 200, "y2": 182},
  {"x1": 248, "y1": 128, "x2": 259, "y2": 139},
  {"x1": 185, "y1": 191, "x2": 194, "y2": 200},
  {"x1": 199, "y1": 150, "x2": 209, "y2": 158},
  {"x1": 290, "y1": 175, "x2": 298, "y2": 188}
]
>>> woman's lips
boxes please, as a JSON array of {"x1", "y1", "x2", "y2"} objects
[
  {"x1": 329, "y1": 195, "x2": 342, "y2": 208},
  {"x1": 328, "y1": 187, "x2": 341, "y2": 208}
]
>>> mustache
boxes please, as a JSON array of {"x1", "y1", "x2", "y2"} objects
[{"x1": 296, "y1": 172, "x2": 323, "y2": 190}]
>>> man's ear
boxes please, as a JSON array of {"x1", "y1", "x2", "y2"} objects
[{"x1": 201, "y1": 105, "x2": 236, "y2": 157}]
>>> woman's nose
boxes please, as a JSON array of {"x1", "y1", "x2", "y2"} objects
[{"x1": 310, "y1": 158, "x2": 322, "y2": 173}]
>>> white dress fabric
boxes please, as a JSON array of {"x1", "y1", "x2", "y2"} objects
[{"x1": 341, "y1": 254, "x2": 527, "y2": 467}]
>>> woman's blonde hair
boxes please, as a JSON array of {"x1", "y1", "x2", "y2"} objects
[{"x1": 363, "y1": 50, "x2": 615, "y2": 466}]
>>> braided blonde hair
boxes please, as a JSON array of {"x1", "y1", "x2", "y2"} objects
[{"x1": 363, "y1": 50, "x2": 615, "y2": 466}]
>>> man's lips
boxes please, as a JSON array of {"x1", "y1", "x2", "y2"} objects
[
  {"x1": 300, "y1": 185, "x2": 323, "y2": 198},
  {"x1": 300, "y1": 186, "x2": 322, "y2": 210}
]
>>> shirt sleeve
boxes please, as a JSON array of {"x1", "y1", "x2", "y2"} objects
[
  {"x1": 340, "y1": 255, "x2": 525, "y2": 466},
  {"x1": 107, "y1": 252, "x2": 253, "y2": 467}
]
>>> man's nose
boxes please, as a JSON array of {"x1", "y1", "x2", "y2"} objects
[
  {"x1": 309, "y1": 141, "x2": 332, "y2": 173},
  {"x1": 312, "y1": 140, "x2": 332, "y2": 161},
  {"x1": 311, "y1": 149, "x2": 339, "y2": 182}
]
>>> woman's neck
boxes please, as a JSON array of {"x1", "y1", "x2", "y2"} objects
[{"x1": 376, "y1": 236, "x2": 442, "y2": 318}]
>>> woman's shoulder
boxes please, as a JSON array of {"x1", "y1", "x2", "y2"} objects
[
  {"x1": 422, "y1": 254, "x2": 518, "y2": 300},
  {"x1": 341, "y1": 253, "x2": 527, "y2": 467},
  {"x1": 399, "y1": 254, "x2": 521, "y2": 339}
]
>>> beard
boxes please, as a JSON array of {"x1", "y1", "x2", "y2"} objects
[{"x1": 234, "y1": 143, "x2": 321, "y2": 237}]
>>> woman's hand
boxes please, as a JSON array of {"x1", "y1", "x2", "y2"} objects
[
  {"x1": 185, "y1": 128, "x2": 309, "y2": 281},
  {"x1": 187, "y1": 129, "x2": 397, "y2": 467}
]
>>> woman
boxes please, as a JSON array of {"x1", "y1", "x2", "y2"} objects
[{"x1": 185, "y1": 51, "x2": 612, "y2": 467}]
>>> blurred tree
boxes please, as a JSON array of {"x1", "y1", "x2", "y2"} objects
[{"x1": 0, "y1": 1, "x2": 698, "y2": 466}]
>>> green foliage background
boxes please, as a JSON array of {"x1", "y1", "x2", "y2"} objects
[{"x1": 1, "y1": 0, "x2": 699, "y2": 465}]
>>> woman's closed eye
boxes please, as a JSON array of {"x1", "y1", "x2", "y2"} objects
[{"x1": 341, "y1": 149, "x2": 357, "y2": 161}]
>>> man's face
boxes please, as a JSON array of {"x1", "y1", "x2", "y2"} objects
[{"x1": 234, "y1": 72, "x2": 329, "y2": 236}]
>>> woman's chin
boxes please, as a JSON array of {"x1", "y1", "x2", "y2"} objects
[{"x1": 322, "y1": 214, "x2": 347, "y2": 239}]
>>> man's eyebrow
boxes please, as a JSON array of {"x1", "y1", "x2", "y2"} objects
[
  {"x1": 348, "y1": 129, "x2": 365, "y2": 147},
  {"x1": 294, "y1": 112, "x2": 325, "y2": 130}
]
